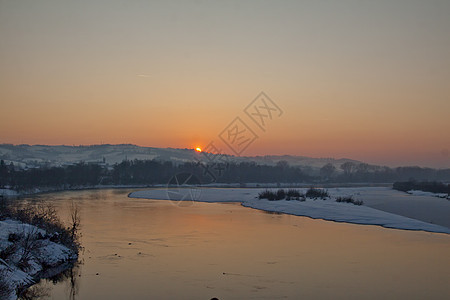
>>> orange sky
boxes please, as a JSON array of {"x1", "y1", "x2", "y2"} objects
[{"x1": 0, "y1": 1, "x2": 449, "y2": 167}]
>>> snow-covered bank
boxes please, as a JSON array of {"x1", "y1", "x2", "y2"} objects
[
  {"x1": 242, "y1": 199, "x2": 449, "y2": 233},
  {"x1": 129, "y1": 187, "x2": 450, "y2": 234},
  {"x1": 0, "y1": 220, "x2": 77, "y2": 300},
  {"x1": 0, "y1": 189, "x2": 18, "y2": 197},
  {"x1": 407, "y1": 189, "x2": 449, "y2": 199}
]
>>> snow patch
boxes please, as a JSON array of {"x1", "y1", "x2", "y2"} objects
[{"x1": 129, "y1": 187, "x2": 450, "y2": 234}]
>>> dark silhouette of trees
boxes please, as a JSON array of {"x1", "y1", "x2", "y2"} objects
[
  {"x1": 2, "y1": 158, "x2": 450, "y2": 191},
  {"x1": 393, "y1": 180, "x2": 450, "y2": 194},
  {"x1": 0, "y1": 160, "x2": 9, "y2": 187},
  {"x1": 320, "y1": 163, "x2": 336, "y2": 180},
  {"x1": 340, "y1": 162, "x2": 356, "y2": 177}
]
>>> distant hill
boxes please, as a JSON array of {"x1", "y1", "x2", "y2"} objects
[{"x1": 0, "y1": 144, "x2": 361, "y2": 171}]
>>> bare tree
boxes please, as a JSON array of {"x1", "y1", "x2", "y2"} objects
[
  {"x1": 68, "y1": 202, "x2": 81, "y2": 250},
  {"x1": 340, "y1": 162, "x2": 356, "y2": 176},
  {"x1": 17, "y1": 227, "x2": 40, "y2": 271},
  {"x1": 320, "y1": 163, "x2": 336, "y2": 180}
]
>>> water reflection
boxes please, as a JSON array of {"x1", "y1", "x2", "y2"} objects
[
  {"x1": 17, "y1": 189, "x2": 450, "y2": 300},
  {"x1": 18, "y1": 263, "x2": 81, "y2": 300},
  {"x1": 48, "y1": 263, "x2": 81, "y2": 300},
  {"x1": 18, "y1": 285, "x2": 51, "y2": 300}
]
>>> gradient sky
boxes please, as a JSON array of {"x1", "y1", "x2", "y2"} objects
[{"x1": 1, "y1": 0, "x2": 449, "y2": 167}]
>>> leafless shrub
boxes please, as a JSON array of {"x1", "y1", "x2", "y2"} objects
[
  {"x1": 0, "y1": 243, "x2": 17, "y2": 261},
  {"x1": 69, "y1": 202, "x2": 81, "y2": 240},
  {"x1": 0, "y1": 269, "x2": 12, "y2": 298},
  {"x1": 1, "y1": 200, "x2": 81, "y2": 258},
  {"x1": 336, "y1": 196, "x2": 364, "y2": 206},
  {"x1": 17, "y1": 227, "x2": 40, "y2": 271},
  {"x1": 59, "y1": 202, "x2": 82, "y2": 251},
  {"x1": 34, "y1": 203, "x2": 62, "y2": 232}
]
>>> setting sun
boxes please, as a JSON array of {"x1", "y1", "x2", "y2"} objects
[{"x1": 1, "y1": 2, "x2": 450, "y2": 298}]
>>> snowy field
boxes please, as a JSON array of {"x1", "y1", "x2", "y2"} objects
[{"x1": 129, "y1": 187, "x2": 450, "y2": 234}]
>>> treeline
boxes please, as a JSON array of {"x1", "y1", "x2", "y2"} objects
[
  {"x1": 0, "y1": 160, "x2": 313, "y2": 190},
  {"x1": 1, "y1": 159, "x2": 450, "y2": 191},
  {"x1": 0, "y1": 160, "x2": 103, "y2": 190},
  {"x1": 393, "y1": 180, "x2": 450, "y2": 194},
  {"x1": 320, "y1": 162, "x2": 450, "y2": 183}
]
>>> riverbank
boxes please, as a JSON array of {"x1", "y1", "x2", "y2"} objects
[
  {"x1": 0, "y1": 219, "x2": 78, "y2": 299},
  {"x1": 129, "y1": 187, "x2": 450, "y2": 234},
  {"x1": 0, "y1": 199, "x2": 80, "y2": 299}
]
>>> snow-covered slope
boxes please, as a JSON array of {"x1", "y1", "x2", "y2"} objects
[
  {"x1": 0, "y1": 144, "x2": 360, "y2": 170},
  {"x1": 0, "y1": 144, "x2": 195, "y2": 167}
]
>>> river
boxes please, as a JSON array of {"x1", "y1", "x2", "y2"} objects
[{"x1": 18, "y1": 189, "x2": 450, "y2": 299}]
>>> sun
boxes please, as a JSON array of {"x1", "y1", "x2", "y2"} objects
[{"x1": 195, "y1": 147, "x2": 202, "y2": 152}]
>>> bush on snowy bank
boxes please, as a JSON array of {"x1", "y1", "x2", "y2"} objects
[
  {"x1": 0, "y1": 201, "x2": 81, "y2": 299},
  {"x1": 335, "y1": 196, "x2": 363, "y2": 206},
  {"x1": 258, "y1": 189, "x2": 306, "y2": 201},
  {"x1": 305, "y1": 188, "x2": 329, "y2": 199},
  {"x1": 0, "y1": 201, "x2": 81, "y2": 252},
  {"x1": 258, "y1": 188, "x2": 332, "y2": 201},
  {"x1": 258, "y1": 188, "x2": 363, "y2": 205}
]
